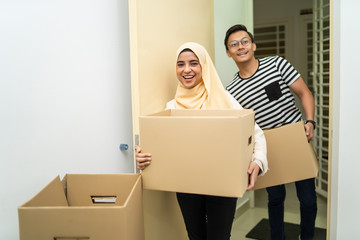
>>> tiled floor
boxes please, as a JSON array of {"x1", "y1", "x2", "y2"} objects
[{"x1": 230, "y1": 183, "x2": 328, "y2": 239}]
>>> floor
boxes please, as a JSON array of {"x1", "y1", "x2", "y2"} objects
[{"x1": 230, "y1": 183, "x2": 328, "y2": 239}]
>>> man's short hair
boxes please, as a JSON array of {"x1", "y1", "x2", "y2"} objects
[{"x1": 224, "y1": 24, "x2": 255, "y2": 50}]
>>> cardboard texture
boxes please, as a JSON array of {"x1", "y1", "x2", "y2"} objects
[
  {"x1": 139, "y1": 109, "x2": 255, "y2": 198},
  {"x1": 18, "y1": 174, "x2": 144, "y2": 240},
  {"x1": 253, "y1": 122, "x2": 319, "y2": 190}
]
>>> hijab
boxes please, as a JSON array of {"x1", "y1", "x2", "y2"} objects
[{"x1": 174, "y1": 42, "x2": 234, "y2": 110}]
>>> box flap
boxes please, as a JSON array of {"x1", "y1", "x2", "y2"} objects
[
  {"x1": 20, "y1": 176, "x2": 68, "y2": 207},
  {"x1": 254, "y1": 122, "x2": 319, "y2": 189},
  {"x1": 147, "y1": 109, "x2": 172, "y2": 116},
  {"x1": 143, "y1": 109, "x2": 254, "y2": 118},
  {"x1": 66, "y1": 174, "x2": 141, "y2": 207}
]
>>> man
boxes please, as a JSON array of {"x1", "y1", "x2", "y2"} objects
[{"x1": 224, "y1": 24, "x2": 317, "y2": 240}]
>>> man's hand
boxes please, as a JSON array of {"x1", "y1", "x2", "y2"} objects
[
  {"x1": 247, "y1": 162, "x2": 260, "y2": 190},
  {"x1": 304, "y1": 122, "x2": 314, "y2": 141}
]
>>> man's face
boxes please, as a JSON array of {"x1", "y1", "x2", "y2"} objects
[{"x1": 226, "y1": 31, "x2": 256, "y2": 64}]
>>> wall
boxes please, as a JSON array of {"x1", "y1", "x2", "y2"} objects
[
  {"x1": 0, "y1": 1, "x2": 133, "y2": 239},
  {"x1": 330, "y1": 0, "x2": 360, "y2": 238},
  {"x1": 214, "y1": 0, "x2": 254, "y2": 87},
  {"x1": 254, "y1": 0, "x2": 312, "y2": 76}
]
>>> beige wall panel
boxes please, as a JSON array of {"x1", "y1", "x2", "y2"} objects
[
  {"x1": 130, "y1": 0, "x2": 214, "y2": 133},
  {"x1": 129, "y1": 0, "x2": 214, "y2": 239},
  {"x1": 142, "y1": 190, "x2": 187, "y2": 240}
]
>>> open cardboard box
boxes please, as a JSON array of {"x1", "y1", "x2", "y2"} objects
[
  {"x1": 139, "y1": 109, "x2": 255, "y2": 198},
  {"x1": 253, "y1": 122, "x2": 319, "y2": 189},
  {"x1": 18, "y1": 174, "x2": 144, "y2": 240}
]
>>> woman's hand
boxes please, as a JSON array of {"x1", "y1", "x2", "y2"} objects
[
  {"x1": 135, "y1": 146, "x2": 152, "y2": 170},
  {"x1": 247, "y1": 162, "x2": 260, "y2": 190}
]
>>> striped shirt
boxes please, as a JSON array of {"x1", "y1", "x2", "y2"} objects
[{"x1": 226, "y1": 56, "x2": 302, "y2": 129}]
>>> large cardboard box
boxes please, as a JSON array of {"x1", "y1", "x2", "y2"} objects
[
  {"x1": 18, "y1": 174, "x2": 144, "y2": 240},
  {"x1": 253, "y1": 122, "x2": 319, "y2": 189},
  {"x1": 139, "y1": 109, "x2": 255, "y2": 198}
]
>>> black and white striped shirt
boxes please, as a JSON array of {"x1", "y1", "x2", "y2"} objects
[{"x1": 226, "y1": 56, "x2": 302, "y2": 129}]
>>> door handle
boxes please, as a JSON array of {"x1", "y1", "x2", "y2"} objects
[{"x1": 119, "y1": 144, "x2": 129, "y2": 151}]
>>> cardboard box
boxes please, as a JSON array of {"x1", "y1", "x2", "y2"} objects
[
  {"x1": 18, "y1": 174, "x2": 144, "y2": 240},
  {"x1": 139, "y1": 109, "x2": 255, "y2": 198},
  {"x1": 253, "y1": 122, "x2": 319, "y2": 189}
]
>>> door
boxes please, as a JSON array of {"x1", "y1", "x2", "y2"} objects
[
  {"x1": 0, "y1": 1, "x2": 134, "y2": 238},
  {"x1": 129, "y1": 0, "x2": 214, "y2": 239}
]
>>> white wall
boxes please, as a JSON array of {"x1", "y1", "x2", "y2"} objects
[
  {"x1": 214, "y1": 0, "x2": 254, "y2": 87},
  {"x1": 330, "y1": 0, "x2": 360, "y2": 238},
  {"x1": 0, "y1": 1, "x2": 133, "y2": 239}
]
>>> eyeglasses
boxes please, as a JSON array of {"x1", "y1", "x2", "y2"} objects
[{"x1": 228, "y1": 38, "x2": 251, "y2": 49}]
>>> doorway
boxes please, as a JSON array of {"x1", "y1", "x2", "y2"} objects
[{"x1": 230, "y1": 0, "x2": 330, "y2": 238}]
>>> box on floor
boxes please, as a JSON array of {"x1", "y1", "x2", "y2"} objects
[{"x1": 18, "y1": 174, "x2": 144, "y2": 240}]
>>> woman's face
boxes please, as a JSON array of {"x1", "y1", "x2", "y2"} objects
[{"x1": 176, "y1": 51, "x2": 203, "y2": 89}]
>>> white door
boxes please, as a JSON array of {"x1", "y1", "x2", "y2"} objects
[{"x1": 0, "y1": 1, "x2": 133, "y2": 239}]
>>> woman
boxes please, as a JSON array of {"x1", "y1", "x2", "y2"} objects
[{"x1": 136, "y1": 42, "x2": 268, "y2": 240}]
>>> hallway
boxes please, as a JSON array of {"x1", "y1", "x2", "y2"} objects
[{"x1": 231, "y1": 183, "x2": 327, "y2": 239}]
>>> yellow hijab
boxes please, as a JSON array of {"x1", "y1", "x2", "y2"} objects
[{"x1": 174, "y1": 42, "x2": 234, "y2": 110}]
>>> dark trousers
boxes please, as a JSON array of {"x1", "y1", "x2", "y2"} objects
[
  {"x1": 176, "y1": 193, "x2": 237, "y2": 240},
  {"x1": 266, "y1": 178, "x2": 317, "y2": 240}
]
